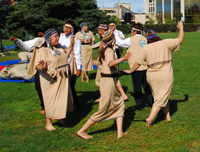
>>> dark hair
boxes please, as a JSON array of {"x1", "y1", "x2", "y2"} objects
[
  {"x1": 109, "y1": 21, "x2": 116, "y2": 24},
  {"x1": 146, "y1": 30, "x2": 162, "y2": 44},
  {"x1": 132, "y1": 22, "x2": 144, "y2": 34},
  {"x1": 65, "y1": 19, "x2": 75, "y2": 26},
  {"x1": 98, "y1": 41, "x2": 112, "y2": 64}
]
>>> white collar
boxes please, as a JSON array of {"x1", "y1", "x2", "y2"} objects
[{"x1": 64, "y1": 33, "x2": 74, "y2": 38}]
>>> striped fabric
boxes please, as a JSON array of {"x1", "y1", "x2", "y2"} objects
[
  {"x1": 44, "y1": 29, "x2": 58, "y2": 40},
  {"x1": 102, "y1": 30, "x2": 115, "y2": 45}
]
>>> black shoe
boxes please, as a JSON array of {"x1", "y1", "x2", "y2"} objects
[{"x1": 133, "y1": 106, "x2": 144, "y2": 111}]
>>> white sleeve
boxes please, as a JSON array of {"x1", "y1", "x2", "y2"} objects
[
  {"x1": 115, "y1": 35, "x2": 131, "y2": 49},
  {"x1": 74, "y1": 39, "x2": 82, "y2": 70},
  {"x1": 15, "y1": 38, "x2": 39, "y2": 52},
  {"x1": 120, "y1": 31, "x2": 125, "y2": 38}
]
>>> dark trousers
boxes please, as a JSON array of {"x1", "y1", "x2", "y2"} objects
[
  {"x1": 35, "y1": 70, "x2": 44, "y2": 110},
  {"x1": 131, "y1": 70, "x2": 153, "y2": 109},
  {"x1": 115, "y1": 48, "x2": 121, "y2": 59},
  {"x1": 69, "y1": 73, "x2": 80, "y2": 107}
]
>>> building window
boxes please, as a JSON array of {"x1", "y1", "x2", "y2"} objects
[
  {"x1": 146, "y1": 15, "x2": 149, "y2": 19},
  {"x1": 105, "y1": 10, "x2": 116, "y2": 13}
]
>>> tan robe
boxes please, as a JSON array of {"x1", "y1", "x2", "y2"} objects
[
  {"x1": 76, "y1": 31, "x2": 95, "y2": 71},
  {"x1": 95, "y1": 67, "x2": 121, "y2": 87},
  {"x1": 136, "y1": 38, "x2": 180, "y2": 107},
  {"x1": 127, "y1": 35, "x2": 147, "y2": 71},
  {"x1": 35, "y1": 47, "x2": 73, "y2": 119},
  {"x1": 90, "y1": 48, "x2": 125, "y2": 122}
]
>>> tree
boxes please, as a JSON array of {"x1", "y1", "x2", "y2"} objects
[
  {"x1": 193, "y1": 13, "x2": 200, "y2": 23},
  {"x1": 75, "y1": 0, "x2": 110, "y2": 32},
  {"x1": 165, "y1": 14, "x2": 172, "y2": 24},
  {"x1": 0, "y1": 0, "x2": 15, "y2": 28},
  {"x1": 148, "y1": 13, "x2": 156, "y2": 24},
  {"x1": 156, "y1": 13, "x2": 163, "y2": 24},
  {"x1": 172, "y1": 12, "x2": 182, "y2": 24},
  {"x1": 110, "y1": 15, "x2": 121, "y2": 26},
  {"x1": 3, "y1": 0, "x2": 110, "y2": 39}
]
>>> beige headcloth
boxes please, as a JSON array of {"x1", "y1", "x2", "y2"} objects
[
  {"x1": 64, "y1": 23, "x2": 72, "y2": 28},
  {"x1": 132, "y1": 28, "x2": 142, "y2": 33},
  {"x1": 109, "y1": 23, "x2": 116, "y2": 26}
]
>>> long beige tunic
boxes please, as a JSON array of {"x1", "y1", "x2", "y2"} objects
[
  {"x1": 90, "y1": 48, "x2": 125, "y2": 122},
  {"x1": 35, "y1": 47, "x2": 73, "y2": 119},
  {"x1": 76, "y1": 31, "x2": 95, "y2": 71},
  {"x1": 136, "y1": 38, "x2": 180, "y2": 107}
]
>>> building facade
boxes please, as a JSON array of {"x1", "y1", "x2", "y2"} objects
[
  {"x1": 99, "y1": 3, "x2": 150, "y2": 24},
  {"x1": 144, "y1": 0, "x2": 200, "y2": 23}
]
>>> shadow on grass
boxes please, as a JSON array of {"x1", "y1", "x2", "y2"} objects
[
  {"x1": 152, "y1": 94, "x2": 188, "y2": 125},
  {"x1": 53, "y1": 90, "x2": 100, "y2": 128},
  {"x1": 88, "y1": 106, "x2": 136, "y2": 136}
]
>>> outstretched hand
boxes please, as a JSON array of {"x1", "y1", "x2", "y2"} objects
[
  {"x1": 123, "y1": 69, "x2": 131, "y2": 74},
  {"x1": 38, "y1": 32, "x2": 45, "y2": 37},
  {"x1": 177, "y1": 21, "x2": 183, "y2": 30},
  {"x1": 9, "y1": 37, "x2": 18, "y2": 41},
  {"x1": 92, "y1": 60, "x2": 98, "y2": 66},
  {"x1": 123, "y1": 52, "x2": 132, "y2": 61}
]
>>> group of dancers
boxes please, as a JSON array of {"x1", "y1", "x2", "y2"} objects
[{"x1": 9, "y1": 20, "x2": 184, "y2": 139}]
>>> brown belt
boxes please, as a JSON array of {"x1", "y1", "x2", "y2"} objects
[
  {"x1": 101, "y1": 73, "x2": 120, "y2": 78},
  {"x1": 147, "y1": 59, "x2": 172, "y2": 68},
  {"x1": 81, "y1": 43, "x2": 91, "y2": 45}
]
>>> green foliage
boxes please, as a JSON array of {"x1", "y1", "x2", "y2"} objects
[
  {"x1": 193, "y1": 13, "x2": 200, "y2": 23},
  {"x1": 172, "y1": 12, "x2": 183, "y2": 24},
  {"x1": 3, "y1": 0, "x2": 110, "y2": 39},
  {"x1": 110, "y1": 15, "x2": 121, "y2": 26},
  {"x1": 148, "y1": 14, "x2": 156, "y2": 24},
  {"x1": 156, "y1": 13, "x2": 163, "y2": 24},
  {"x1": 165, "y1": 14, "x2": 172, "y2": 24},
  {"x1": 75, "y1": 0, "x2": 110, "y2": 33},
  {"x1": 116, "y1": 24, "x2": 131, "y2": 34},
  {"x1": 1, "y1": 33, "x2": 200, "y2": 151}
]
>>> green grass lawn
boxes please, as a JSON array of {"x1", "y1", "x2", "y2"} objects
[{"x1": 1, "y1": 32, "x2": 200, "y2": 152}]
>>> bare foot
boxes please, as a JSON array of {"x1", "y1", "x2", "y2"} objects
[
  {"x1": 166, "y1": 118, "x2": 171, "y2": 122},
  {"x1": 118, "y1": 132, "x2": 128, "y2": 139},
  {"x1": 85, "y1": 75, "x2": 89, "y2": 83},
  {"x1": 95, "y1": 98, "x2": 100, "y2": 102},
  {"x1": 122, "y1": 95, "x2": 128, "y2": 101},
  {"x1": 40, "y1": 110, "x2": 45, "y2": 115},
  {"x1": 145, "y1": 118, "x2": 151, "y2": 128},
  {"x1": 46, "y1": 125, "x2": 56, "y2": 131},
  {"x1": 81, "y1": 77, "x2": 84, "y2": 82},
  {"x1": 77, "y1": 132, "x2": 93, "y2": 139}
]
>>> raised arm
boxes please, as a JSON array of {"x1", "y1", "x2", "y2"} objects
[
  {"x1": 177, "y1": 21, "x2": 184, "y2": 44},
  {"x1": 9, "y1": 37, "x2": 38, "y2": 52},
  {"x1": 115, "y1": 34, "x2": 131, "y2": 49},
  {"x1": 108, "y1": 51, "x2": 131, "y2": 67}
]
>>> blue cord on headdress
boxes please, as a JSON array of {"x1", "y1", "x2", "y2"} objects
[
  {"x1": 80, "y1": 22, "x2": 88, "y2": 28},
  {"x1": 146, "y1": 30, "x2": 158, "y2": 40}
]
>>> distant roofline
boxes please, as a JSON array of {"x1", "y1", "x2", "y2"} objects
[
  {"x1": 119, "y1": 5, "x2": 135, "y2": 14},
  {"x1": 115, "y1": 3, "x2": 131, "y2": 5}
]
